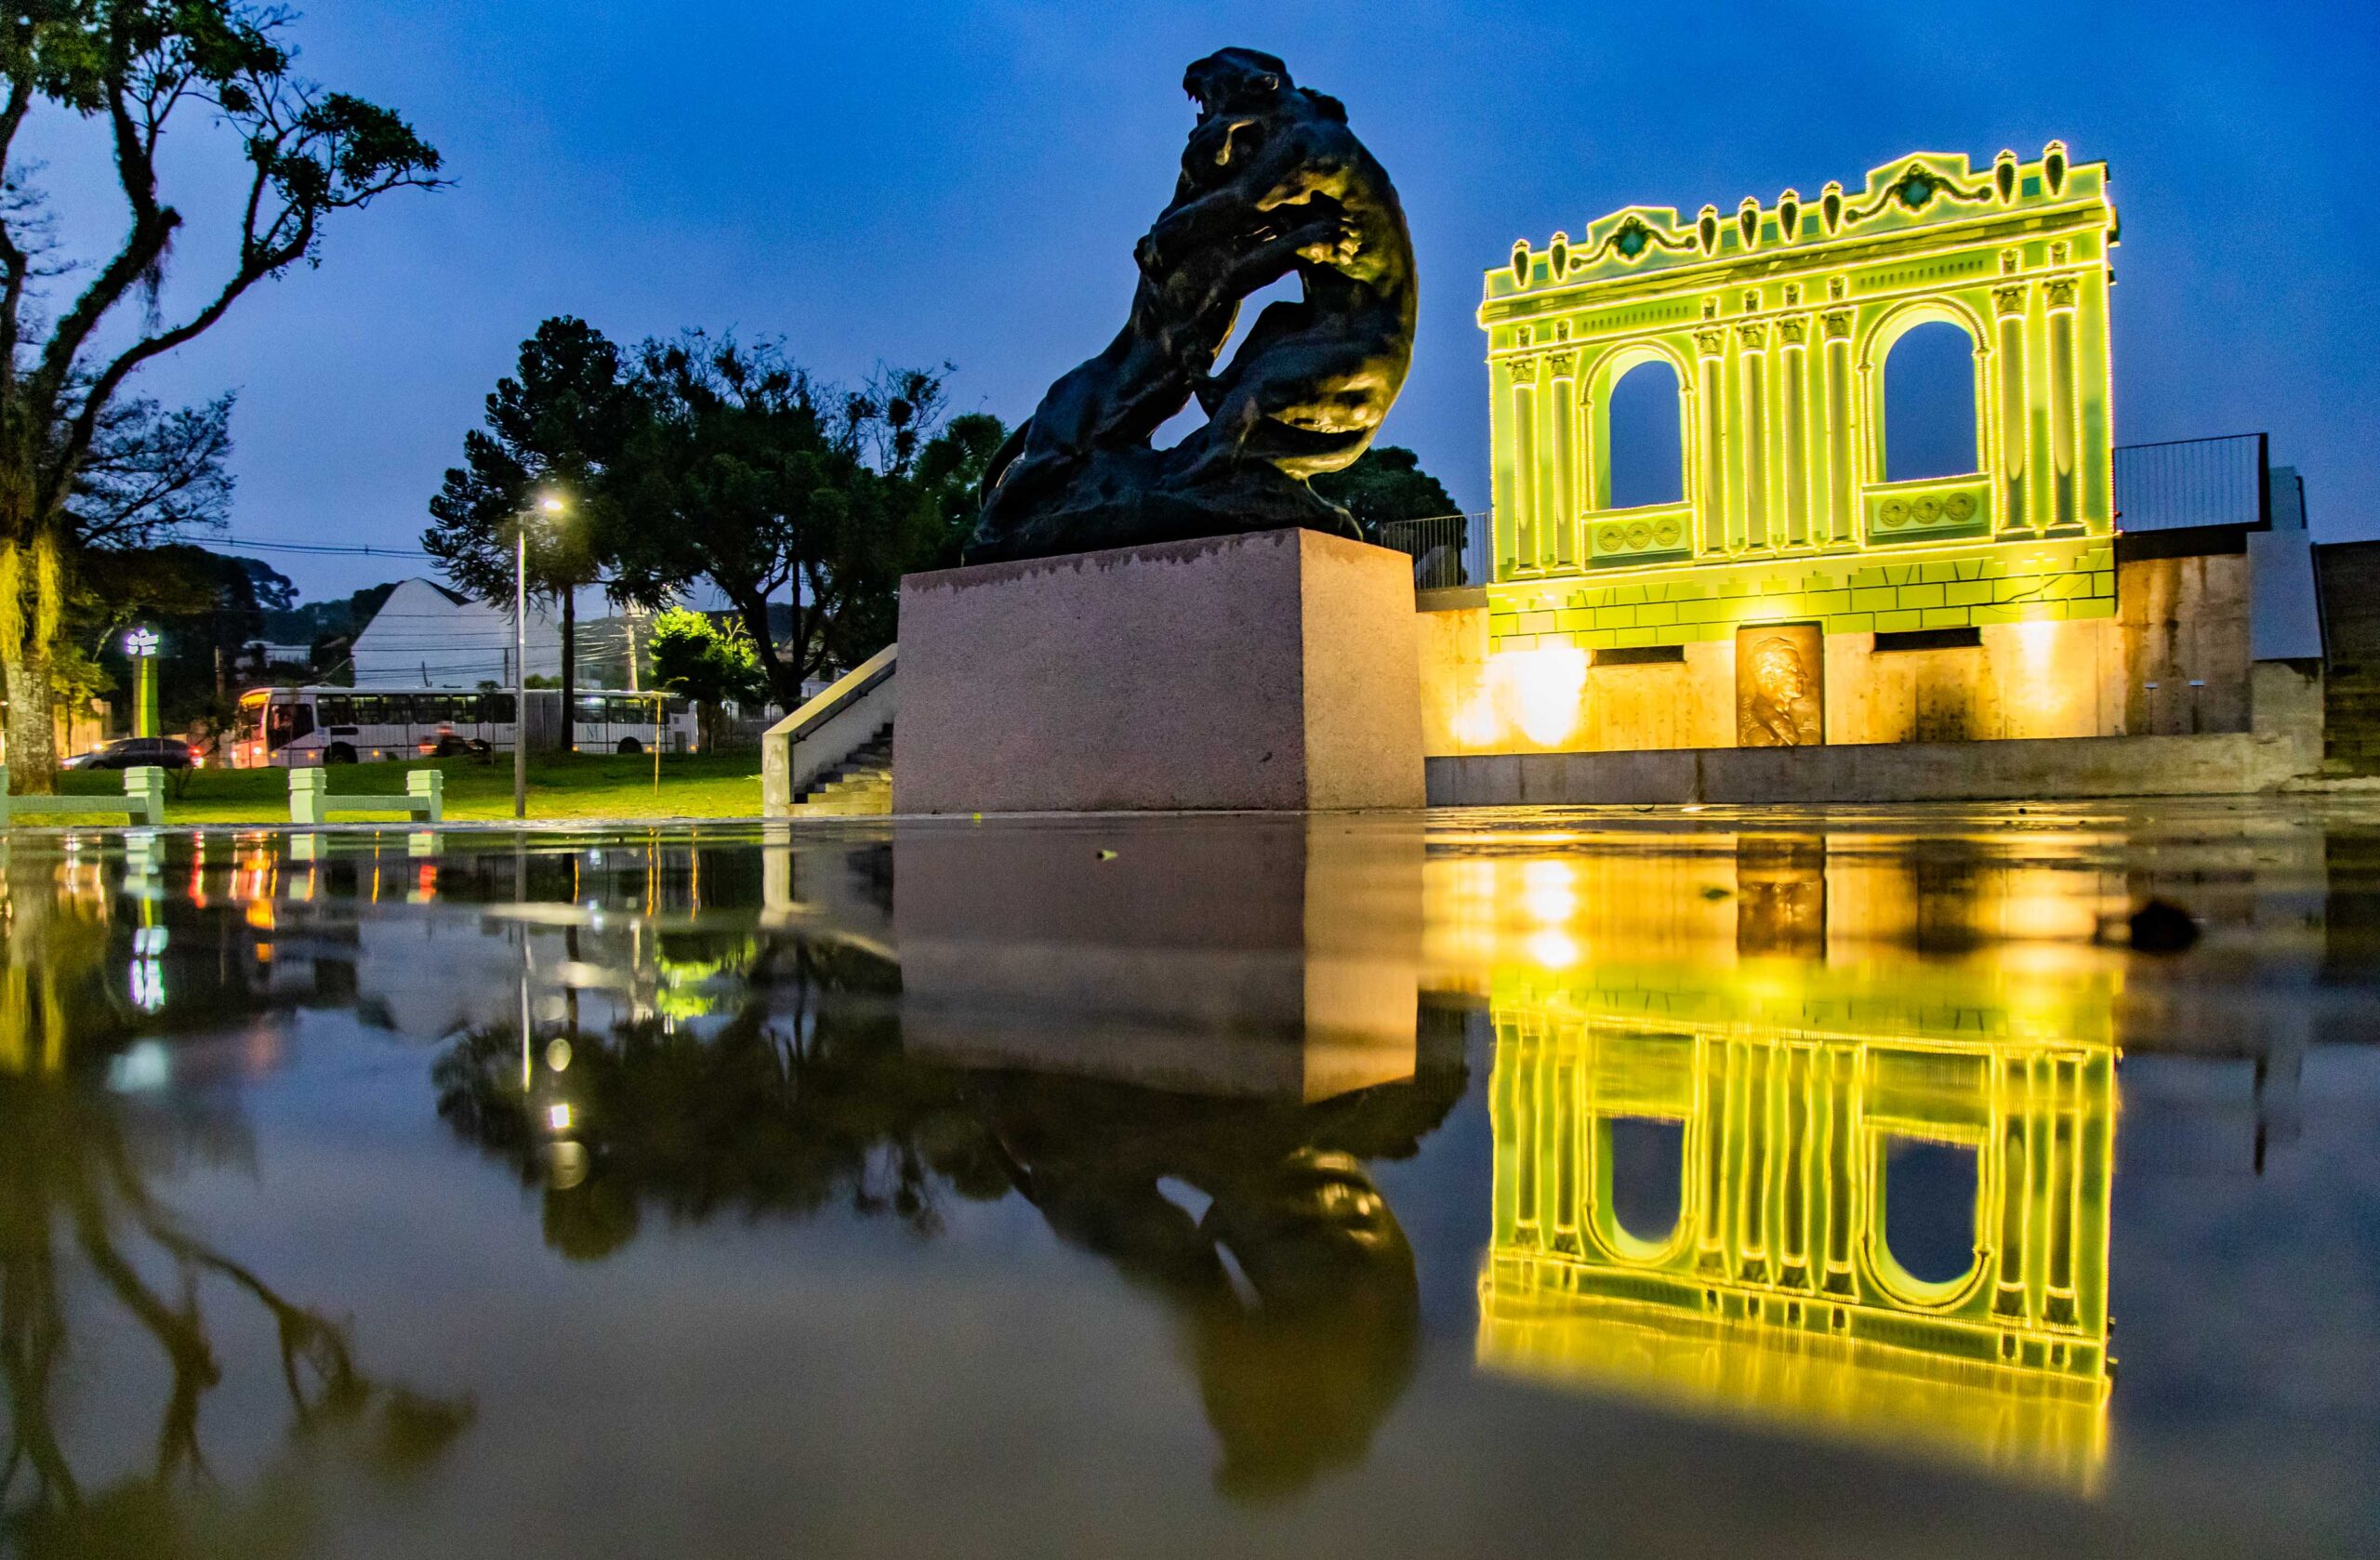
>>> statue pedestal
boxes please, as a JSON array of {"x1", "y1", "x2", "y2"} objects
[{"x1": 892, "y1": 527, "x2": 1424, "y2": 813}]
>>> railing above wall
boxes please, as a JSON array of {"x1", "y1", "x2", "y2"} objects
[
  {"x1": 2112, "y1": 433, "x2": 2269, "y2": 533},
  {"x1": 1374, "y1": 512, "x2": 1492, "y2": 592}
]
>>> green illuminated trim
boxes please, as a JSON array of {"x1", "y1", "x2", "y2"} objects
[{"x1": 1480, "y1": 144, "x2": 2118, "y2": 596}]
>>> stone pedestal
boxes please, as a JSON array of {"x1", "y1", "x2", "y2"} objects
[
  {"x1": 893, "y1": 527, "x2": 1424, "y2": 813},
  {"x1": 894, "y1": 815, "x2": 1425, "y2": 1101}
]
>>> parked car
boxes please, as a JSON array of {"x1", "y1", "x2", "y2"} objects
[{"x1": 63, "y1": 736, "x2": 195, "y2": 771}]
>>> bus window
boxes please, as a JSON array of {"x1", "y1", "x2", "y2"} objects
[
  {"x1": 386, "y1": 694, "x2": 415, "y2": 726},
  {"x1": 610, "y1": 696, "x2": 644, "y2": 724},
  {"x1": 574, "y1": 696, "x2": 607, "y2": 728},
  {"x1": 233, "y1": 701, "x2": 262, "y2": 745},
  {"x1": 489, "y1": 693, "x2": 517, "y2": 723},
  {"x1": 291, "y1": 704, "x2": 315, "y2": 741},
  {"x1": 318, "y1": 695, "x2": 354, "y2": 726},
  {"x1": 266, "y1": 703, "x2": 293, "y2": 750},
  {"x1": 455, "y1": 694, "x2": 483, "y2": 723},
  {"x1": 666, "y1": 696, "x2": 691, "y2": 717},
  {"x1": 419, "y1": 694, "x2": 453, "y2": 724}
]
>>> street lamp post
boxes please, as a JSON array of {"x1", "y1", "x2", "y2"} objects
[
  {"x1": 124, "y1": 627, "x2": 161, "y2": 739},
  {"x1": 515, "y1": 494, "x2": 566, "y2": 820}
]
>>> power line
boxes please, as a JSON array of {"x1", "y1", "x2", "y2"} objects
[{"x1": 159, "y1": 530, "x2": 433, "y2": 559}]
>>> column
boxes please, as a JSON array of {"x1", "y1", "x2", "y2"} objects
[
  {"x1": 1694, "y1": 327, "x2": 1730, "y2": 555},
  {"x1": 1735, "y1": 323, "x2": 1770, "y2": 550},
  {"x1": 1696, "y1": 1035, "x2": 1729, "y2": 1275},
  {"x1": 1820, "y1": 1043, "x2": 1856, "y2": 1298},
  {"x1": 1548, "y1": 351, "x2": 1580, "y2": 569},
  {"x1": 1511, "y1": 357, "x2": 1540, "y2": 568},
  {"x1": 1993, "y1": 1050, "x2": 2031, "y2": 1320},
  {"x1": 1993, "y1": 284, "x2": 2031, "y2": 532},
  {"x1": 1780, "y1": 320, "x2": 1812, "y2": 547},
  {"x1": 1821, "y1": 311, "x2": 1855, "y2": 543},
  {"x1": 2047, "y1": 277, "x2": 2081, "y2": 530}
]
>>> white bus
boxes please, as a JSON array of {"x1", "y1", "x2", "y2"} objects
[
  {"x1": 230, "y1": 686, "x2": 696, "y2": 768},
  {"x1": 566, "y1": 693, "x2": 699, "y2": 757}
]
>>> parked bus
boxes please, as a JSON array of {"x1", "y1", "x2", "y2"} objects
[
  {"x1": 568, "y1": 693, "x2": 700, "y2": 756},
  {"x1": 230, "y1": 686, "x2": 696, "y2": 768}
]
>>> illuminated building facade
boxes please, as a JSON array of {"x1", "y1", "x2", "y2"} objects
[
  {"x1": 1421, "y1": 145, "x2": 2323, "y2": 777},
  {"x1": 1483, "y1": 145, "x2": 2113, "y2": 624}
]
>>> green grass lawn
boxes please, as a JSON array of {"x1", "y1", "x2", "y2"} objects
[{"x1": 57, "y1": 751, "x2": 765, "y2": 824}]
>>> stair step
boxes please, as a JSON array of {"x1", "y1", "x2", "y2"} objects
[{"x1": 790, "y1": 720, "x2": 896, "y2": 808}]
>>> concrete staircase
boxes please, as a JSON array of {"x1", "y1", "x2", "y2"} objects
[
  {"x1": 784, "y1": 721, "x2": 893, "y2": 815},
  {"x1": 2324, "y1": 666, "x2": 2380, "y2": 776}
]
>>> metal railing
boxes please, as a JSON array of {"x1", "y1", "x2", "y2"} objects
[
  {"x1": 2112, "y1": 432, "x2": 2268, "y2": 533},
  {"x1": 1373, "y1": 512, "x2": 1490, "y2": 591}
]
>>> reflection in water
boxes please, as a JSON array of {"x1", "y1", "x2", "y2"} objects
[
  {"x1": 433, "y1": 985, "x2": 1461, "y2": 1499},
  {"x1": 1465, "y1": 839, "x2": 2117, "y2": 1489},
  {"x1": 0, "y1": 809, "x2": 2366, "y2": 1552},
  {"x1": 431, "y1": 817, "x2": 1461, "y2": 1500},
  {"x1": 0, "y1": 843, "x2": 474, "y2": 1554}
]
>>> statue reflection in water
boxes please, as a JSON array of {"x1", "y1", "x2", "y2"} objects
[
  {"x1": 966, "y1": 1072, "x2": 1446, "y2": 1501},
  {"x1": 432, "y1": 934, "x2": 1461, "y2": 1501}
]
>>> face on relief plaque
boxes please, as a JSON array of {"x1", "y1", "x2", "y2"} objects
[{"x1": 1736, "y1": 623, "x2": 1824, "y2": 747}]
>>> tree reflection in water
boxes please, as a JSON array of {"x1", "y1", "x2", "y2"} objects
[
  {"x1": 432, "y1": 934, "x2": 1463, "y2": 1501},
  {"x1": 0, "y1": 847, "x2": 474, "y2": 1557}
]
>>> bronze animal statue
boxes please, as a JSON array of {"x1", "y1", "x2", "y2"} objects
[{"x1": 969, "y1": 49, "x2": 1416, "y2": 564}]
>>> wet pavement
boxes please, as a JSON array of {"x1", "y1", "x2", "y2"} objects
[{"x1": 2, "y1": 800, "x2": 2375, "y2": 1557}]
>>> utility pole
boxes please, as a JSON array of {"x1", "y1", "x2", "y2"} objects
[
  {"x1": 514, "y1": 519, "x2": 529, "y2": 818},
  {"x1": 515, "y1": 493, "x2": 567, "y2": 820}
]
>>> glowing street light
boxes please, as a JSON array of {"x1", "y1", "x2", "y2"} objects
[
  {"x1": 124, "y1": 625, "x2": 162, "y2": 738},
  {"x1": 515, "y1": 493, "x2": 568, "y2": 819}
]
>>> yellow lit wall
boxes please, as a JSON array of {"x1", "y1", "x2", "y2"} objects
[{"x1": 1419, "y1": 554, "x2": 2255, "y2": 755}]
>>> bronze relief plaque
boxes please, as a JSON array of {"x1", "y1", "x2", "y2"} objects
[{"x1": 1735, "y1": 624, "x2": 1824, "y2": 747}]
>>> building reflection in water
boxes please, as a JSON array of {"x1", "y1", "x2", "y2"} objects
[
  {"x1": 18, "y1": 809, "x2": 2357, "y2": 1528},
  {"x1": 1449, "y1": 836, "x2": 2118, "y2": 1489}
]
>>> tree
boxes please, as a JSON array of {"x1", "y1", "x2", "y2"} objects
[
  {"x1": 424, "y1": 317, "x2": 636, "y2": 721},
  {"x1": 1310, "y1": 445, "x2": 1457, "y2": 536},
  {"x1": 609, "y1": 335, "x2": 957, "y2": 708},
  {"x1": 818, "y1": 409, "x2": 1010, "y2": 669},
  {"x1": 908, "y1": 411, "x2": 1009, "y2": 571},
  {"x1": 86, "y1": 544, "x2": 293, "y2": 738},
  {"x1": 0, "y1": 4, "x2": 443, "y2": 789},
  {"x1": 645, "y1": 605, "x2": 764, "y2": 750},
  {"x1": 259, "y1": 578, "x2": 397, "y2": 681}
]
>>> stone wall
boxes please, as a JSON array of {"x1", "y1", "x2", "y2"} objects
[
  {"x1": 2117, "y1": 549, "x2": 2252, "y2": 734},
  {"x1": 1426, "y1": 730, "x2": 2317, "y2": 807},
  {"x1": 1421, "y1": 549, "x2": 2257, "y2": 757}
]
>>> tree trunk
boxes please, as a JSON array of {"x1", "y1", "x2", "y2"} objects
[
  {"x1": 4, "y1": 648, "x2": 59, "y2": 793},
  {"x1": 560, "y1": 586, "x2": 576, "y2": 749},
  {"x1": 734, "y1": 594, "x2": 800, "y2": 710}
]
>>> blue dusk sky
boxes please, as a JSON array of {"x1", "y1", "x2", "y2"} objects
[{"x1": 28, "y1": 0, "x2": 2380, "y2": 600}]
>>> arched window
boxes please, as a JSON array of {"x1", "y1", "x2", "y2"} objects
[
  {"x1": 1603, "y1": 1116, "x2": 1686, "y2": 1248},
  {"x1": 1878, "y1": 1136, "x2": 1982, "y2": 1287},
  {"x1": 1882, "y1": 320, "x2": 1981, "y2": 482},
  {"x1": 1604, "y1": 357, "x2": 1686, "y2": 508}
]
